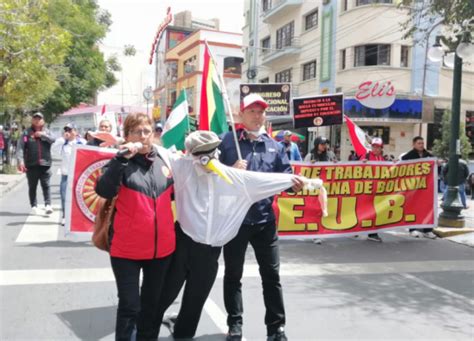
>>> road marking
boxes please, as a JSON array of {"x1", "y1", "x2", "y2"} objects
[
  {"x1": 203, "y1": 298, "x2": 248, "y2": 341},
  {"x1": 15, "y1": 206, "x2": 61, "y2": 243},
  {"x1": 401, "y1": 273, "x2": 474, "y2": 306},
  {"x1": 1, "y1": 260, "x2": 473, "y2": 287}
]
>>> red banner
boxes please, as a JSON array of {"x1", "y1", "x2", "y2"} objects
[
  {"x1": 275, "y1": 159, "x2": 438, "y2": 238},
  {"x1": 65, "y1": 146, "x2": 115, "y2": 234}
]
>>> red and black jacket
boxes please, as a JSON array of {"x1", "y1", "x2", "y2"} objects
[
  {"x1": 17, "y1": 127, "x2": 55, "y2": 168},
  {"x1": 96, "y1": 147, "x2": 175, "y2": 260}
]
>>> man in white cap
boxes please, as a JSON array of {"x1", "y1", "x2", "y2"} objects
[
  {"x1": 279, "y1": 130, "x2": 302, "y2": 161},
  {"x1": 218, "y1": 93, "x2": 304, "y2": 341},
  {"x1": 155, "y1": 130, "x2": 313, "y2": 339}
]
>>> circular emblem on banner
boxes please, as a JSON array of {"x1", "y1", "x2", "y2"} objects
[
  {"x1": 281, "y1": 84, "x2": 290, "y2": 92},
  {"x1": 241, "y1": 86, "x2": 250, "y2": 94},
  {"x1": 313, "y1": 117, "x2": 324, "y2": 126},
  {"x1": 162, "y1": 165, "x2": 171, "y2": 178},
  {"x1": 75, "y1": 159, "x2": 110, "y2": 222}
]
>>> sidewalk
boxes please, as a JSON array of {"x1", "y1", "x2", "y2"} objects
[{"x1": 0, "y1": 172, "x2": 25, "y2": 197}]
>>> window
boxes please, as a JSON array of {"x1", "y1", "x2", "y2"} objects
[
  {"x1": 224, "y1": 57, "x2": 243, "y2": 75},
  {"x1": 356, "y1": 0, "x2": 392, "y2": 5},
  {"x1": 302, "y1": 60, "x2": 316, "y2": 80},
  {"x1": 304, "y1": 9, "x2": 318, "y2": 31},
  {"x1": 340, "y1": 49, "x2": 346, "y2": 70},
  {"x1": 275, "y1": 69, "x2": 292, "y2": 83},
  {"x1": 342, "y1": 0, "x2": 348, "y2": 11},
  {"x1": 183, "y1": 55, "x2": 196, "y2": 74},
  {"x1": 354, "y1": 44, "x2": 390, "y2": 67},
  {"x1": 262, "y1": 0, "x2": 272, "y2": 12},
  {"x1": 276, "y1": 21, "x2": 294, "y2": 49},
  {"x1": 260, "y1": 77, "x2": 269, "y2": 83},
  {"x1": 400, "y1": 45, "x2": 410, "y2": 67},
  {"x1": 185, "y1": 87, "x2": 194, "y2": 113},
  {"x1": 261, "y1": 36, "x2": 270, "y2": 55}
]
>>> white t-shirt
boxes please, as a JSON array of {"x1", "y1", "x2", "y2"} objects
[{"x1": 169, "y1": 155, "x2": 296, "y2": 246}]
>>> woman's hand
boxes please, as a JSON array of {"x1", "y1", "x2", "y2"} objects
[{"x1": 291, "y1": 175, "x2": 305, "y2": 193}]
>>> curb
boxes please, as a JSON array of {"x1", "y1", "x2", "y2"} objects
[
  {"x1": 434, "y1": 227, "x2": 474, "y2": 238},
  {"x1": 0, "y1": 174, "x2": 26, "y2": 196}
]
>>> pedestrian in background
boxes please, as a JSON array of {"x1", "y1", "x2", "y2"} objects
[
  {"x1": 16, "y1": 112, "x2": 56, "y2": 215},
  {"x1": 304, "y1": 136, "x2": 337, "y2": 162},
  {"x1": 442, "y1": 159, "x2": 470, "y2": 209},
  {"x1": 0, "y1": 125, "x2": 5, "y2": 166},
  {"x1": 95, "y1": 113, "x2": 175, "y2": 341},
  {"x1": 154, "y1": 122, "x2": 163, "y2": 145},
  {"x1": 401, "y1": 136, "x2": 436, "y2": 238},
  {"x1": 360, "y1": 137, "x2": 385, "y2": 242},
  {"x1": 52, "y1": 123, "x2": 86, "y2": 225},
  {"x1": 219, "y1": 93, "x2": 304, "y2": 341},
  {"x1": 279, "y1": 130, "x2": 302, "y2": 161},
  {"x1": 87, "y1": 119, "x2": 113, "y2": 147}
]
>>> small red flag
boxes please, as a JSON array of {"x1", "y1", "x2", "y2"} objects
[{"x1": 101, "y1": 104, "x2": 106, "y2": 116}]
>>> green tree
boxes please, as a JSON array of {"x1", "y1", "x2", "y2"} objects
[
  {"x1": 432, "y1": 109, "x2": 472, "y2": 160},
  {"x1": 41, "y1": 0, "x2": 118, "y2": 121},
  {"x1": 399, "y1": 0, "x2": 474, "y2": 42},
  {"x1": 0, "y1": 0, "x2": 71, "y2": 119}
]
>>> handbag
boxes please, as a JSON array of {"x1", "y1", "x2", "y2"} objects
[{"x1": 92, "y1": 196, "x2": 117, "y2": 252}]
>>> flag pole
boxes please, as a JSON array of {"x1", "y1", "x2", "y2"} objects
[{"x1": 204, "y1": 40, "x2": 242, "y2": 160}]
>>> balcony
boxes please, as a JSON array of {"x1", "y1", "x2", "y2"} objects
[
  {"x1": 262, "y1": 0, "x2": 304, "y2": 23},
  {"x1": 261, "y1": 38, "x2": 301, "y2": 65}
]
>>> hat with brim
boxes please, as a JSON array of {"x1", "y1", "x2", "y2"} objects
[
  {"x1": 32, "y1": 112, "x2": 44, "y2": 119},
  {"x1": 64, "y1": 123, "x2": 77, "y2": 130},
  {"x1": 371, "y1": 137, "x2": 383, "y2": 146},
  {"x1": 241, "y1": 93, "x2": 269, "y2": 111},
  {"x1": 185, "y1": 130, "x2": 222, "y2": 155}
]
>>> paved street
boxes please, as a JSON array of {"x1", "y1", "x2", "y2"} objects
[{"x1": 1, "y1": 165, "x2": 474, "y2": 340}]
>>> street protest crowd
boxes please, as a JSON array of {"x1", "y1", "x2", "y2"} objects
[{"x1": 6, "y1": 92, "x2": 471, "y2": 341}]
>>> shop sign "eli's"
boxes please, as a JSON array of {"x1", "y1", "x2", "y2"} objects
[{"x1": 355, "y1": 81, "x2": 396, "y2": 109}]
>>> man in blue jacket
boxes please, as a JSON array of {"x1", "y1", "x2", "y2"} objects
[
  {"x1": 279, "y1": 130, "x2": 302, "y2": 161},
  {"x1": 219, "y1": 93, "x2": 303, "y2": 341}
]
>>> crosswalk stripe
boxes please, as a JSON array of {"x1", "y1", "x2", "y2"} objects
[
  {"x1": 1, "y1": 260, "x2": 472, "y2": 287},
  {"x1": 15, "y1": 205, "x2": 61, "y2": 243}
]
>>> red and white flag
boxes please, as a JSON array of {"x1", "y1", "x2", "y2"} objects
[
  {"x1": 344, "y1": 115, "x2": 370, "y2": 158},
  {"x1": 100, "y1": 104, "x2": 106, "y2": 116}
]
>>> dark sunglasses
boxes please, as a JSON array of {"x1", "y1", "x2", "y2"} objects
[{"x1": 64, "y1": 127, "x2": 73, "y2": 132}]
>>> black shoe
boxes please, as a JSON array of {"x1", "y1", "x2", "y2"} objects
[
  {"x1": 367, "y1": 234, "x2": 382, "y2": 242},
  {"x1": 267, "y1": 326, "x2": 287, "y2": 341},
  {"x1": 162, "y1": 313, "x2": 178, "y2": 335},
  {"x1": 226, "y1": 325, "x2": 242, "y2": 341}
]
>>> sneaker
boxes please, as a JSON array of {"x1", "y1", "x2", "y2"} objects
[
  {"x1": 367, "y1": 234, "x2": 382, "y2": 242},
  {"x1": 226, "y1": 325, "x2": 242, "y2": 341},
  {"x1": 162, "y1": 313, "x2": 178, "y2": 335},
  {"x1": 312, "y1": 238, "x2": 322, "y2": 244},
  {"x1": 410, "y1": 230, "x2": 423, "y2": 238},
  {"x1": 423, "y1": 231, "x2": 437, "y2": 239},
  {"x1": 61, "y1": 218, "x2": 65, "y2": 226},
  {"x1": 45, "y1": 205, "x2": 53, "y2": 214},
  {"x1": 267, "y1": 326, "x2": 288, "y2": 341},
  {"x1": 31, "y1": 206, "x2": 40, "y2": 215}
]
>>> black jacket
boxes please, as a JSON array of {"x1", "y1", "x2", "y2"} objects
[
  {"x1": 16, "y1": 127, "x2": 55, "y2": 167},
  {"x1": 401, "y1": 149, "x2": 432, "y2": 160},
  {"x1": 442, "y1": 159, "x2": 470, "y2": 185}
]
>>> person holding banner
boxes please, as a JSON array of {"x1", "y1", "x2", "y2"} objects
[
  {"x1": 218, "y1": 94, "x2": 305, "y2": 341},
  {"x1": 51, "y1": 123, "x2": 86, "y2": 225},
  {"x1": 95, "y1": 113, "x2": 175, "y2": 341},
  {"x1": 88, "y1": 119, "x2": 114, "y2": 147}
]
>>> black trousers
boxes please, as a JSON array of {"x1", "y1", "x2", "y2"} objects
[
  {"x1": 156, "y1": 225, "x2": 221, "y2": 339},
  {"x1": 26, "y1": 166, "x2": 51, "y2": 207},
  {"x1": 223, "y1": 220, "x2": 285, "y2": 335},
  {"x1": 111, "y1": 255, "x2": 171, "y2": 341}
]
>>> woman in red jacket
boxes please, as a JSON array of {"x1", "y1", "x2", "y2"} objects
[{"x1": 96, "y1": 113, "x2": 175, "y2": 341}]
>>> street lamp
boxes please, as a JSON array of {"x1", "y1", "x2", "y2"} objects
[
  {"x1": 429, "y1": 34, "x2": 473, "y2": 227},
  {"x1": 143, "y1": 86, "x2": 153, "y2": 115}
]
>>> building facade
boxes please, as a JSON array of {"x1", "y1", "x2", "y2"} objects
[
  {"x1": 156, "y1": 29, "x2": 243, "y2": 123},
  {"x1": 242, "y1": 0, "x2": 474, "y2": 160}
]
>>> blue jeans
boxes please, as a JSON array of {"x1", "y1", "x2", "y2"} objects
[
  {"x1": 60, "y1": 175, "x2": 68, "y2": 218},
  {"x1": 443, "y1": 183, "x2": 467, "y2": 208}
]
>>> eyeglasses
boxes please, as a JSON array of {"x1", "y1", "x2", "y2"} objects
[
  {"x1": 130, "y1": 129, "x2": 153, "y2": 137},
  {"x1": 64, "y1": 128, "x2": 72, "y2": 132}
]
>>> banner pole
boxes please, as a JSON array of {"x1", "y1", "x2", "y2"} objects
[{"x1": 204, "y1": 40, "x2": 242, "y2": 160}]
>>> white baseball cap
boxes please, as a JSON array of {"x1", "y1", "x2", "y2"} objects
[
  {"x1": 241, "y1": 94, "x2": 268, "y2": 111},
  {"x1": 371, "y1": 137, "x2": 383, "y2": 146}
]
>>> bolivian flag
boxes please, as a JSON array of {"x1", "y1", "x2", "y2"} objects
[{"x1": 199, "y1": 44, "x2": 227, "y2": 135}]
